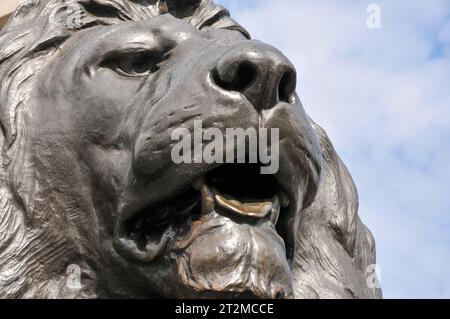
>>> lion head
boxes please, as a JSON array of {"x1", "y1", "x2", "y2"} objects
[{"x1": 0, "y1": 0, "x2": 381, "y2": 299}]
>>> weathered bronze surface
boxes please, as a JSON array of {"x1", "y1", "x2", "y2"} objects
[{"x1": 0, "y1": 0, "x2": 381, "y2": 299}]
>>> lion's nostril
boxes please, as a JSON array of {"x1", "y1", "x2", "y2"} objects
[
  {"x1": 213, "y1": 43, "x2": 297, "y2": 111},
  {"x1": 278, "y1": 70, "x2": 296, "y2": 104},
  {"x1": 213, "y1": 62, "x2": 257, "y2": 94}
]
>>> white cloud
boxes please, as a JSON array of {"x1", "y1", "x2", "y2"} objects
[{"x1": 217, "y1": 0, "x2": 450, "y2": 298}]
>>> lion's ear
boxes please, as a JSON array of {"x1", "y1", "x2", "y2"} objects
[{"x1": 292, "y1": 121, "x2": 382, "y2": 299}]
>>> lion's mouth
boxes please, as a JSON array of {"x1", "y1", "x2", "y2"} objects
[{"x1": 114, "y1": 163, "x2": 292, "y2": 263}]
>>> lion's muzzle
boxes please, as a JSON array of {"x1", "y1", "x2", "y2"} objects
[{"x1": 212, "y1": 41, "x2": 297, "y2": 111}]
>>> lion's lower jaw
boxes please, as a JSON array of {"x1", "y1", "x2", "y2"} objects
[
  {"x1": 111, "y1": 172, "x2": 295, "y2": 298},
  {"x1": 169, "y1": 220, "x2": 293, "y2": 299}
]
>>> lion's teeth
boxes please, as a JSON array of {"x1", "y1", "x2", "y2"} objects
[
  {"x1": 279, "y1": 192, "x2": 290, "y2": 208},
  {"x1": 270, "y1": 194, "x2": 281, "y2": 225},
  {"x1": 200, "y1": 183, "x2": 215, "y2": 215},
  {"x1": 193, "y1": 177, "x2": 204, "y2": 190}
]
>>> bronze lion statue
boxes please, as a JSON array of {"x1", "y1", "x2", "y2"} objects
[{"x1": 0, "y1": 0, "x2": 381, "y2": 299}]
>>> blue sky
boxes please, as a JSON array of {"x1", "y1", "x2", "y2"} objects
[{"x1": 216, "y1": 0, "x2": 450, "y2": 298}]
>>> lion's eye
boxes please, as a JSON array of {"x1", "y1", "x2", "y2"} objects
[{"x1": 101, "y1": 52, "x2": 162, "y2": 77}]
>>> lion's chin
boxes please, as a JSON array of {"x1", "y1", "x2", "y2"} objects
[{"x1": 173, "y1": 216, "x2": 294, "y2": 299}]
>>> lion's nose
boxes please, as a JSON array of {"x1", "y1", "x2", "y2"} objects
[{"x1": 213, "y1": 42, "x2": 297, "y2": 111}]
